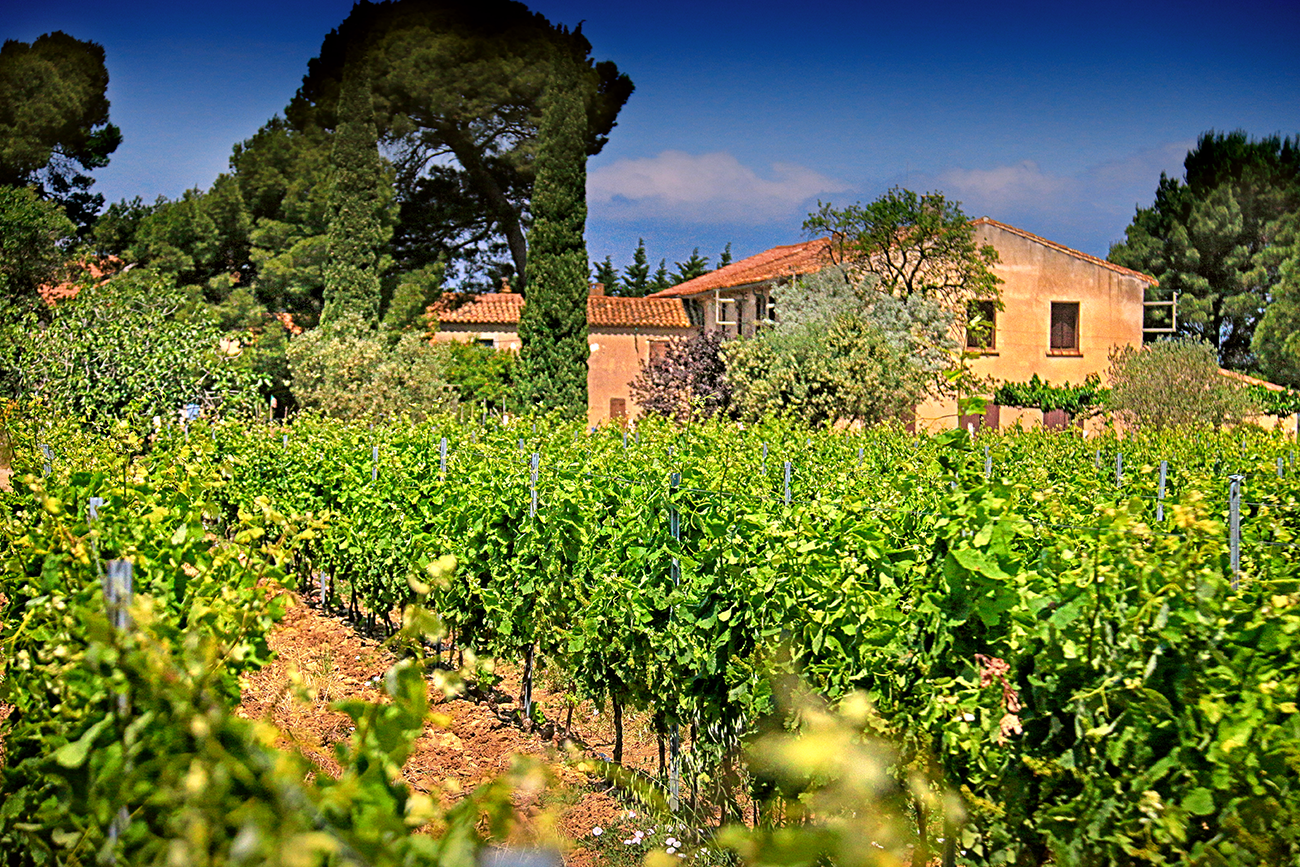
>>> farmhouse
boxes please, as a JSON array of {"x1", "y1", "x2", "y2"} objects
[
  {"x1": 431, "y1": 218, "x2": 1160, "y2": 429},
  {"x1": 429, "y1": 285, "x2": 698, "y2": 425},
  {"x1": 649, "y1": 217, "x2": 1159, "y2": 430}
]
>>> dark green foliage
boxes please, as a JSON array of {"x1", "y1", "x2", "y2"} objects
[
  {"x1": 592, "y1": 255, "x2": 620, "y2": 294},
  {"x1": 88, "y1": 195, "x2": 156, "y2": 257},
  {"x1": 649, "y1": 258, "x2": 671, "y2": 293},
  {"x1": 1110, "y1": 130, "x2": 1300, "y2": 369},
  {"x1": 717, "y1": 241, "x2": 733, "y2": 268},
  {"x1": 515, "y1": 53, "x2": 589, "y2": 415},
  {"x1": 673, "y1": 247, "x2": 709, "y2": 284},
  {"x1": 0, "y1": 184, "x2": 76, "y2": 306},
  {"x1": 383, "y1": 261, "x2": 444, "y2": 333},
  {"x1": 993, "y1": 374, "x2": 1108, "y2": 414},
  {"x1": 0, "y1": 31, "x2": 121, "y2": 230},
  {"x1": 321, "y1": 59, "x2": 392, "y2": 328},
  {"x1": 290, "y1": 0, "x2": 633, "y2": 289},
  {"x1": 621, "y1": 238, "x2": 650, "y2": 296},
  {"x1": 440, "y1": 339, "x2": 517, "y2": 410},
  {"x1": 1249, "y1": 212, "x2": 1300, "y2": 386},
  {"x1": 126, "y1": 174, "x2": 252, "y2": 294}
]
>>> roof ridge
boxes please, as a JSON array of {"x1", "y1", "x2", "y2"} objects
[{"x1": 971, "y1": 217, "x2": 1158, "y2": 284}]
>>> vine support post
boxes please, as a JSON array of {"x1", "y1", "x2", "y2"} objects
[
  {"x1": 39, "y1": 442, "x2": 51, "y2": 477},
  {"x1": 1229, "y1": 474, "x2": 1243, "y2": 589},
  {"x1": 439, "y1": 437, "x2": 448, "y2": 481},
  {"x1": 784, "y1": 461, "x2": 792, "y2": 506},
  {"x1": 762, "y1": 442, "x2": 767, "y2": 475},
  {"x1": 282, "y1": 433, "x2": 288, "y2": 448},
  {"x1": 1157, "y1": 460, "x2": 1167, "y2": 523},
  {"x1": 858, "y1": 446, "x2": 864, "y2": 468},
  {"x1": 984, "y1": 446, "x2": 992, "y2": 479},
  {"x1": 1278, "y1": 456, "x2": 1284, "y2": 479},
  {"x1": 1095, "y1": 448, "x2": 1101, "y2": 472},
  {"x1": 668, "y1": 471, "x2": 681, "y2": 813},
  {"x1": 371, "y1": 445, "x2": 379, "y2": 482},
  {"x1": 1116, "y1": 452, "x2": 1123, "y2": 487},
  {"x1": 104, "y1": 558, "x2": 133, "y2": 857}
]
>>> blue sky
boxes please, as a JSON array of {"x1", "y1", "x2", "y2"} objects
[{"x1": 4, "y1": 0, "x2": 1298, "y2": 273}]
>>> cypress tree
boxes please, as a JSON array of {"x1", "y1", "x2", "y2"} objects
[
  {"x1": 516, "y1": 52, "x2": 589, "y2": 414},
  {"x1": 321, "y1": 56, "x2": 391, "y2": 329}
]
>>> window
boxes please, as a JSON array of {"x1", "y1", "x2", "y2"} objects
[
  {"x1": 648, "y1": 340, "x2": 670, "y2": 366},
  {"x1": 715, "y1": 293, "x2": 737, "y2": 327},
  {"x1": 1050, "y1": 302, "x2": 1080, "y2": 352},
  {"x1": 609, "y1": 398, "x2": 627, "y2": 419},
  {"x1": 756, "y1": 292, "x2": 776, "y2": 325},
  {"x1": 966, "y1": 300, "x2": 997, "y2": 350},
  {"x1": 477, "y1": 338, "x2": 495, "y2": 348}
]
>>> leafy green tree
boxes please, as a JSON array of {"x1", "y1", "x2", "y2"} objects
[
  {"x1": 717, "y1": 241, "x2": 732, "y2": 268},
  {"x1": 0, "y1": 32, "x2": 121, "y2": 230},
  {"x1": 805, "y1": 187, "x2": 1001, "y2": 309},
  {"x1": 439, "y1": 339, "x2": 517, "y2": 410},
  {"x1": 288, "y1": 0, "x2": 633, "y2": 290},
  {"x1": 89, "y1": 195, "x2": 157, "y2": 257},
  {"x1": 1251, "y1": 213, "x2": 1300, "y2": 385},
  {"x1": 1107, "y1": 339, "x2": 1253, "y2": 429},
  {"x1": 321, "y1": 58, "x2": 393, "y2": 328},
  {"x1": 0, "y1": 184, "x2": 76, "y2": 306},
  {"x1": 1109, "y1": 130, "x2": 1300, "y2": 368},
  {"x1": 383, "y1": 261, "x2": 445, "y2": 333},
  {"x1": 621, "y1": 238, "x2": 650, "y2": 296},
  {"x1": 515, "y1": 53, "x2": 589, "y2": 415},
  {"x1": 673, "y1": 247, "x2": 709, "y2": 284},
  {"x1": 127, "y1": 175, "x2": 252, "y2": 294},
  {"x1": 228, "y1": 118, "x2": 335, "y2": 325},
  {"x1": 18, "y1": 269, "x2": 256, "y2": 425},
  {"x1": 649, "y1": 258, "x2": 672, "y2": 293},
  {"x1": 592, "y1": 255, "x2": 620, "y2": 294}
]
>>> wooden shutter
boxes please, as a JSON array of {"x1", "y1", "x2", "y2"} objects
[{"x1": 1050, "y1": 303, "x2": 1079, "y2": 351}]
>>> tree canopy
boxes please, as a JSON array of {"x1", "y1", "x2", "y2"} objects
[
  {"x1": 515, "y1": 52, "x2": 589, "y2": 415},
  {"x1": 0, "y1": 31, "x2": 121, "y2": 230},
  {"x1": 1109, "y1": 130, "x2": 1300, "y2": 369},
  {"x1": 284, "y1": 0, "x2": 632, "y2": 291},
  {"x1": 805, "y1": 188, "x2": 1001, "y2": 309}
]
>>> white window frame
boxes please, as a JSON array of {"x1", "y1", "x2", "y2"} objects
[{"x1": 714, "y1": 290, "x2": 738, "y2": 327}]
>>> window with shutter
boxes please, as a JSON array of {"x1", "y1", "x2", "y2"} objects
[
  {"x1": 1050, "y1": 302, "x2": 1079, "y2": 352},
  {"x1": 966, "y1": 300, "x2": 997, "y2": 350}
]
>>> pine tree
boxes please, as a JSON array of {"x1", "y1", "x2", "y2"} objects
[
  {"x1": 321, "y1": 56, "x2": 392, "y2": 329},
  {"x1": 649, "y1": 258, "x2": 672, "y2": 293},
  {"x1": 673, "y1": 247, "x2": 709, "y2": 284},
  {"x1": 717, "y1": 242, "x2": 733, "y2": 268},
  {"x1": 622, "y1": 239, "x2": 650, "y2": 296},
  {"x1": 516, "y1": 52, "x2": 589, "y2": 415},
  {"x1": 593, "y1": 256, "x2": 621, "y2": 294}
]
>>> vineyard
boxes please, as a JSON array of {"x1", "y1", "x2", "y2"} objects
[{"x1": 4, "y1": 411, "x2": 1300, "y2": 866}]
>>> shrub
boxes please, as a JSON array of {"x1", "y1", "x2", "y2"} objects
[
  {"x1": 628, "y1": 330, "x2": 731, "y2": 422},
  {"x1": 724, "y1": 269, "x2": 956, "y2": 426},
  {"x1": 287, "y1": 314, "x2": 453, "y2": 420},
  {"x1": 1107, "y1": 339, "x2": 1253, "y2": 429},
  {"x1": 18, "y1": 268, "x2": 256, "y2": 425},
  {"x1": 438, "y1": 339, "x2": 516, "y2": 412}
]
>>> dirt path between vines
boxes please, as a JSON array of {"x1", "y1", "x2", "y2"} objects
[{"x1": 237, "y1": 592, "x2": 672, "y2": 866}]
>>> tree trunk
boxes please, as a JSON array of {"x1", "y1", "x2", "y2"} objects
[{"x1": 612, "y1": 695, "x2": 623, "y2": 765}]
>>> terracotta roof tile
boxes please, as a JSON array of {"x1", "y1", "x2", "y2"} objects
[
  {"x1": 430, "y1": 292, "x2": 524, "y2": 324},
  {"x1": 971, "y1": 217, "x2": 1158, "y2": 285},
  {"x1": 429, "y1": 292, "x2": 693, "y2": 329},
  {"x1": 650, "y1": 219, "x2": 1159, "y2": 300},
  {"x1": 649, "y1": 239, "x2": 832, "y2": 298}
]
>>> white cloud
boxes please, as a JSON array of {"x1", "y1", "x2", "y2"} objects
[
  {"x1": 588, "y1": 150, "x2": 847, "y2": 225},
  {"x1": 915, "y1": 140, "x2": 1195, "y2": 254}
]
